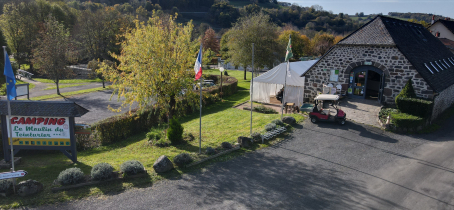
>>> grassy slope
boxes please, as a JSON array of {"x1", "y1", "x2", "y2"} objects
[{"x1": 0, "y1": 69, "x2": 304, "y2": 208}]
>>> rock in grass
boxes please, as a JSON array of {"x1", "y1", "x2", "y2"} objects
[
  {"x1": 17, "y1": 180, "x2": 43, "y2": 197},
  {"x1": 282, "y1": 116, "x2": 296, "y2": 124},
  {"x1": 237, "y1": 136, "x2": 251, "y2": 147},
  {"x1": 153, "y1": 155, "x2": 174, "y2": 173}
]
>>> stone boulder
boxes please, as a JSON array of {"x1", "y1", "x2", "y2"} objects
[
  {"x1": 282, "y1": 116, "x2": 296, "y2": 124},
  {"x1": 17, "y1": 180, "x2": 43, "y2": 197},
  {"x1": 221, "y1": 142, "x2": 233, "y2": 149},
  {"x1": 153, "y1": 155, "x2": 174, "y2": 173},
  {"x1": 237, "y1": 136, "x2": 251, "y2": 148}
]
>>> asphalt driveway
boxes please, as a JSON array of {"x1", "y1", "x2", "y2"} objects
[{"x1": 31, "y1": 116, "x2": 454, "y2": 210}]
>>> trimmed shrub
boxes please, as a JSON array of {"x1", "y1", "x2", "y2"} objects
[
  {"x1": 271, "y1": 119, "x2": 284, "y2": 126},
  {"x1": 57, "y1": 168, "x2": 85, "y2": 186},
  {"x1": 146, "y1": 131, "x2": 162, "y2": 141},
  {"x1": 395, "y1": 79, "x2": 416, "y2": 106},
  {"x1": 167, "y1": 117, "x2": 184, "y2": 145},
  {"x1": 206, "y1": 147, "x2": 216, "y2": 155},
  {"x1": 254, "y1": 105, "x2": 278, "y2": 114},
  {"x1": 251, "y1": 132, "x2": 262, "y2": 142},
  {"x1": 91, "y1": 163, "x2": 114, "y2": 181},
  {"x1": 265, "y1": 123, "x2": 277, "y2": 131},
  {"x1": 395, "y1": 97, "x2": 433, "y2": 118},
  {"x1": 221, "y1": 142, "x2": 233, "y2": 149},
  {"x1": 390, "y1": 112, "x2": 425, "y2": 128},
  {"x1": 173, "y1": 153, "x2": 193, "y2": 167},
  {"x1": 0, "y1": 179, "x2": 14, "y2": 193},
  {"x1": 120, "y1": 160, "x2": 145, "y2": 176}
]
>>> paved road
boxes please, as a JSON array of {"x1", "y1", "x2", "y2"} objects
[
  {"x1": 52, "y1": 89, "x2": 138, "y2": 125},
  {"x1": 30, "y1": 116, "x2": 454, "y2": 210}
]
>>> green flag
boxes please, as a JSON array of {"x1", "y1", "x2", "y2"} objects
[{"x1": 285, "y1": 36, "x2": 293, "y2": 62}]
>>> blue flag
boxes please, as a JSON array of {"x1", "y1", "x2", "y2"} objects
[{"x1": 4, "y1": 52, "x2": 16, "y2": 100}]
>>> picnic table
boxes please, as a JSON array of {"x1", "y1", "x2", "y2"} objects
[{"x1": 16, "y1": 69, "x2": 34, "y2": 79}]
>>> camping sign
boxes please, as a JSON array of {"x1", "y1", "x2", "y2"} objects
[{"x1": 7, "y1": 116, "x2": 71, "y2": 146}]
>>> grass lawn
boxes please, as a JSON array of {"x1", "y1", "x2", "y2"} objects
[
  {"x1": 0, "y1": 68, "x2": 305, "y2": 208},
  {"x1": 34, "y1": 78, "x2": 103, "y2": 84},
  {"x1": 43, "y1": 84, "x2": 87, "y2": 91},
  {"x1": 16, "y1": 79, "x2": 36, "y2": 90}
]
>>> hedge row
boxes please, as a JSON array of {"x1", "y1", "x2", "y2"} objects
[
  {"x1": 390, "y1": 112, "x2": 426, "y2": 128},
  {"x1": 83, "y1": 75, "x2": 238, "y2": 147},
  {"x1": 396, "y1": 97, "x2": 433, "y2": 118}
]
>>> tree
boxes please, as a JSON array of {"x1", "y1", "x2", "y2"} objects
[
  {"x1": 73, "y1": 7, "x2": 133, "y2": 62},
  {"x1": 226, "y1": 13, "x2": 281, "y2": 79},
  {"x1": 208, "y1": 2, "x2": 240, "y2": 28},
  {"x1": 311, "y1": 32, "x2": 335, "y2": 56},
  {"x1": 278, "y1": 30, "x2": 309, "y2": 59},
  {"x1": 97, "y1": 14, "x2": 197, "y2": 119},
  {"x1": 88, "y1": 59, "x2": 113, "y2": 88},
  {"x1": 202, "y1": 27, "x2": 219, "y2": 53},
  {"x1": 32, "y1": 16, "x2": 76, "y2": 95}
]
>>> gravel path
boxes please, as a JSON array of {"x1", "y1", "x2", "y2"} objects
[{"x1": 29, "y1": 115, "x2": 454, "y2": 210}]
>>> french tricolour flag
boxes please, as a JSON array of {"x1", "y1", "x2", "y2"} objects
[{"x1": 194, "y1": 45, "x2": 203, "y2": 80}]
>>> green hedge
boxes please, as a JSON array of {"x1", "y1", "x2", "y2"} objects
[
  {"x1": 91, "y1": 108, "x2": 161, "y2": 145},
  {"x1": 395, "y1": 97, "x2": 433, "y2": 118},
  {"x1": 390, "y1": 112, "x2": 425, "y2": 128}
]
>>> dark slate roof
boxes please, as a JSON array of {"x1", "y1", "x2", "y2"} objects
[
  {"x1": 440, "y1": 38, "x2": 454, "y2": 51},
  {"x1": 0, "y1": 100, "x2": 89, "y2": 117},
  {"x1": 339, "y1": 17, "x2": 395, "y2": 45},
  {"x1": 380, "y1": 15, "x2": 454, "y2": 93},
  {"x1": 434, "y1": 19, "x2": 454, "y2": 35}
]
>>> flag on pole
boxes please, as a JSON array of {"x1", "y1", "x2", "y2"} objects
[
  {"x1": 3, "y1": 51, "x2": 16, "y2": 100},
  {"x1": 194, "y1": 45, "x2": 203, "y2": 80},
  {"x1": 285, "y1": 36, "x2": 293, "y2": 62}
]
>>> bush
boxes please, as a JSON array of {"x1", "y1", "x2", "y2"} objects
[
  {"x1": 265, "y1": 123, "x2": 277, "y2": 131},
  {"x1": 396, "y1": 79, "x2": 416, "y2": 100},
  {"x1": 282, "y1": 116, "x2": 296, "y2": 124},
  {"x1": 120, "y1": 160, "x2": 145, "y2": 176},
  {"x1": 223, "y1": 70, "x2": 228, "y2": 76},
  {"x1": 251, "y1": 132, "x2": 262, "y2": 142},
  {"x1": 57, "y1": 168, "x2": 85, "y2": 186},
  {"x1": 390, "y1": 112, "x2": 425, "y2": 128},
  {"x1": 167, "y1": 117, "x2": 184, "y2": 145},
  {"x1": 0, "y1": 179, "x2": 14, "y2": 193},
  {"x1": 173, "y1": 153, "x2": 193, "y2": 167},
  {"x1": 206, "y1": 147, "x2": 216, "y2": 155},
  {"x1": 91, "y1": 163, "x2": 114, "y2": 181},
  {"x1": 395, "y1": 97, "x2": 433, "y2": 118},
  {"x1": 221, "y1": 142, "x2": 233, "y2": 149},
  {"x1": 254, "y1": 105, "x2": 278, "y2": 114},
  {"x1": 271, "y1": 119, "x2": 284, "y2": 126},
  {"x1": 146, "y1": 131, "x2": 162, "y2": 141}
]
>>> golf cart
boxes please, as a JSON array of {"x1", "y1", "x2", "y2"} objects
[{"x1": 309, "y1": 94, "x2": 346, "y2": 125}]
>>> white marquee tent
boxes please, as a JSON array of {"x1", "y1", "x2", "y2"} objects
[{"x1": 250, "y1": 60, "x2": 317, "y2": 105}]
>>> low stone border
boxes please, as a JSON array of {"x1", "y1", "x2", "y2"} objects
[
  {"x1": 185, "y1": 146, "x2": 240, "y2": 168},
  {"x1": 51, "y1": 170, "x2": 148, "y2": 193}
]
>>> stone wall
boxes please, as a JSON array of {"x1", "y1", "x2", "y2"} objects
[
  {"x1": 432, "y1": 83, "x2": 454, "y2": 121},
  {"x1": 304, "y1": 45, "x2": 434, "y2": 104}
]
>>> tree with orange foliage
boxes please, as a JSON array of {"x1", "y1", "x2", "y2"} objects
[{"x1": 202, "y1": 27, "x2": 220, "y2": 53}]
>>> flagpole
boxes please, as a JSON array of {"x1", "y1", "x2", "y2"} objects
[
  {"x1": 281, "y1": 61, "x2": 288, "y2": 119},
  {"x1": 250, "y1": 43, "x2": 254, "y2": 136},
  {"x1": 199, "y1": 44, "x2": 203, "y2": 154},
  {"x1": 4, "y1": 46, "x2": 16, "y2": 193}
]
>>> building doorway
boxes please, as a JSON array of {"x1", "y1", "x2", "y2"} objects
[{"x1": 348, "y1": 66, "x2": 384, "y2": 102}]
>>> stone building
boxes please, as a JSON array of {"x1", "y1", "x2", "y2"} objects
[
  {"x1": 428, "y1": 19, "x2": 454, "y2": 53},
  {"x1": 302, "y1": 15, "x2": 454, "y2": 120}
]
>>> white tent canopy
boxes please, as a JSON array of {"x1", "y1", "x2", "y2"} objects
[{"x1": 251, "y1": 60, "x2": 317, "y2": 105}]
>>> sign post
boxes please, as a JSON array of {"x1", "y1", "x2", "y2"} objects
[{"x1": 0, "y1": 170, "x2": 27, "y2": 180}]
